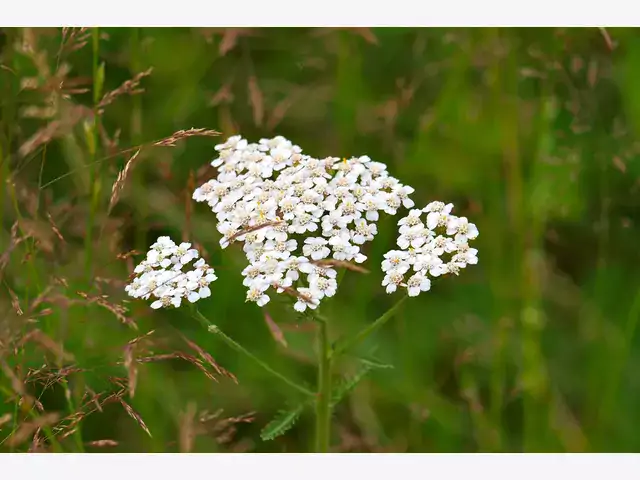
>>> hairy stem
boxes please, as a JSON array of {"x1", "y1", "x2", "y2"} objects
[
  {"x1": 315, "y1": 318, "x2": 332, "y2": 452},
  {"x1": 192, "y1": 310, "x2": 314, "y2": 397}
]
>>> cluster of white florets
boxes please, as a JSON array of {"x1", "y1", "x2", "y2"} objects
[
  {"x1": 381, "y1": 201, "x2": 479, "y2": 297},
  {"x1": 127, "y1": 136, "x2": 481, "y2": 313},
  {"x1": 125, "y1": 236, "x2": 217, "y2": 309},
  {"x1": 192, "y1": 135, "x2": 415, "y2": 312}
]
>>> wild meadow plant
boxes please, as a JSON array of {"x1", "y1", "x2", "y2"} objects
[{"x1": 125, "y1": 135, "x2": 479, "y2": 452}]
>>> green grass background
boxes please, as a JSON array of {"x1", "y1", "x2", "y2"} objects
[{"x1": 1, "y1": 27, "x2": 640, "y2": 452}]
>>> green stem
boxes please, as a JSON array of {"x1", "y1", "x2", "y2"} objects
[
  {"x1": 192, "y1": 310, "x2": 314, "y2": 397},
  {"x1": 333, "y1": 295, "x2": 408, "y2": 358},
  {"x1": 315, "y1": 318, "x2": 332, "y2": 452},
  {"x1": 85, "y1": 27, "x2": 100, "y2": 280}
]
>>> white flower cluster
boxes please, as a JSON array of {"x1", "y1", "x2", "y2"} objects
[
  {"x1": 381, "y1": 201, "x2": 479, "y2": 297},
  {"x1": 193, "y1": 135, "x2": 415, "y2": 312},
  {"x1": 125, "y1": 236, "x2": 217, "y2": 309}
]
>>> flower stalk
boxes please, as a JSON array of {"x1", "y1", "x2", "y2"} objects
[
  {"x1": 332, "y1": 295, "x2": 408, "y2": 358},
  {"x1": 193, "y1": 309, "x2": 314, "y2": 398},
  {"x1": 314, "y1": 317, "x2": 332, "y2": 452}
]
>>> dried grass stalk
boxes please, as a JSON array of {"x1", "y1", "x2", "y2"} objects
[
  {"x1": 85, "y1": 439, "x2": 118, "y2": 448},
  {"x1": 59, "y1": 27, "x2": 91, "y2": 55},
  {"x1": 116, "y1": 250, "x2": 142, "y2": 260},
  {"x1": 247, "y1": 76, "x2": 264, "y2": 127},
  {"x1": 27, "y1": 286, "x2": 53, "y2": 313},
  {"x1": 211, "y1": 411, "x2": 255, "y2": 445},
  {"x1": 76, "y1": 291, "x2": 135, "y2": 330},
  {"x1": 228, "y1": 220, "x2": 283, "y2": 243},
  {"x1": 180, "y1": 334, "x2": 236, "y2": 382},
  {"x1": 105, "y1": 127, "x2": 219, "y2": 213},
  {"x1": 19, "y1": 329, "x2": 75, "y2": 363},
  {"x1": 108, "y1": 148, "x2": 141, "y2": 214},
  {"x1": 28, "y1": 427, "x2": 45, "y2": 452},
  {"x1": 46, "y1": 213, "x2": 65, "y2": 243},
  {"x1": 0, "y1": 413, "x2": 12, "y2": 428},
  {"x1": 152, "y1": 128, "x2": 220, "y2": 148},
  {"x1": 119, "y1": 398, "x2": 152, "y2": 437},
  {"x1": 280, "y1": 285, "x2": 314, "y2": 303},
  {"x1": 217, "y1": 28, "x2": 258, "y2": 56},
  {"x1": 7, "y1": 287, "x2": 24, "y2": 315},
  {"x1": 311, "y1": 259, "x2": 370, "y2": 274},
  {"x1": 0, "y1": 360, "x2": 29, "y2": 399},
  {"x1": 123, "y1": 344, "x2": 137, "y2": 399},
  {"x1": 97, "y1": 68, "x2": 154, "y2": 113},
  {"x1": 26, "y1": 366, "x2": 84, "y2": 392},
  {"x1": 263, "y1": 311, "x2": 288, "y2": 348},
  {"x1": 179, "y1": 402, "x2": 197, "y2": 453},
  {"x1": 18, "y1": 104, "x2": 91, "y2": 158},
  {"x1": 0, "y1": 222, "x2": 24, "y2": 279},
  {"x1": 598, "y1": 27, "x2": 615, "y2": 51},
  {"x1": 17, "y1": 218, "x2": 55, "y2": 253},
  {"x1": 135, "y1": 352, "x2": 220, "y2": 383},
  {"x1": 5, "y1": 412, "x2": 60, "y2": 448},
  {"x1": 122, "y1": 330, "x2": 155, "y2": 398}
]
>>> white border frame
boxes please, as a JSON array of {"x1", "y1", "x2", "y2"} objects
[
  {"x1": 2, "y1": 0, "x2": 640, "y2": 27},
  {"x1": 3, "y1": 453, "x2": 640, "y2": 479},
  {"x1": 3, "y1": 2, "x2": 640, "y2": 472}
]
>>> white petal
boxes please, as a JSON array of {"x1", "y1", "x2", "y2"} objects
[
  {"x1": 366, "y1": 211, "x2": 379, "y2": 222},
  {"x1": 426, "y1": 212, "x2": 439, "y2": 230}
]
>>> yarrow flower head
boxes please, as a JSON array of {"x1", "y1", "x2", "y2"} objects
[
  {"x1": 381, "y1": 201, "x2": 479, "y2": 297},
  {"x1": 125, "y1": 236, "x2": 217, "y2": 309},
  {"x1": 192, "y1": 135, "x2": 416, "y2": 311},
  {"x1": 124, "y1": 135, "x2": 481, "y2": 453}
]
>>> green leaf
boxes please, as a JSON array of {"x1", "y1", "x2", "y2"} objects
[
  {"x1": 357, "y1": 356, "x2": 394, "y2": 370},
  {"x1": 331, "y1": 364, "x2": 372, "y2": 408},
  {"x1": 260, "y1": 404, "x2": 304, "y2": 441},
  {"x1": 330, "y1": 357, "x2": 394, "y2": 408}
]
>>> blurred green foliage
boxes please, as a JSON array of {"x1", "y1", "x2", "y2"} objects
[{"x1": 1, "y1": 27, "x2": 640, "y2": 453}]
